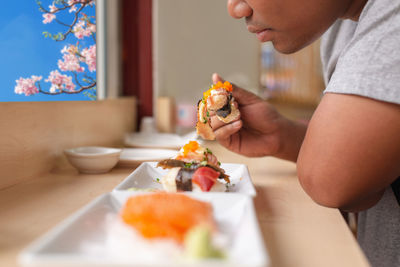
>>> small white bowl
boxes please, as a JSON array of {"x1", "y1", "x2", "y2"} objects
[{"x1": 64, "y1": 146, "x2": 122, "y2": 174}]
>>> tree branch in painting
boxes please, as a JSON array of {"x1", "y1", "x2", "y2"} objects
[{"x1": 14, "y1": 0, "x2": 96, "y2": 99}]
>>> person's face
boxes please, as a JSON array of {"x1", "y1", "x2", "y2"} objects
[{"x1": 227, "y1": 0, "x2": 352, "y2": 54}]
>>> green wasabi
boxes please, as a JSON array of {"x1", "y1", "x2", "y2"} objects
[{"x1": 183, "y1": 225, "x2": 225, "y2": 259}]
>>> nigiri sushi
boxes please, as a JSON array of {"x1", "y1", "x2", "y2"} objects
[
  {"x1": 118, "y1": 193, "x2": 225, "y2": 260},
  {"x1": 157, "y1": 141, "x2": 230, "y2": 192}
]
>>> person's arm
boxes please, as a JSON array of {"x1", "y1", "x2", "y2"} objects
[{"x1": 297, "y1": 93, "x2": 400, "y2": 212}]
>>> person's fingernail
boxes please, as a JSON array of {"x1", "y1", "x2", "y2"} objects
[
  {"x1": 232, "y1": 120, "x2": 241, "y2": 128},
  {"x1": 212, "y1": 73, "x2": 218, "y2": 81}
]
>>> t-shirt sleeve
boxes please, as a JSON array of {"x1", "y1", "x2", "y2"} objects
[{"x1": 324, "y1": 3, "x2": 400, "y2": 105}]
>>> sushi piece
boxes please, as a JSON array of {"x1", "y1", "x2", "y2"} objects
[
  {"x1": 120, "y1": 193, "x2": 215, "y2": 243},
  {"x1": 196, "y1": 81, "x2": 240, "y2": 140},
  {"x1": 156, "y1": 141, "x2": 230, "y2": 192}
]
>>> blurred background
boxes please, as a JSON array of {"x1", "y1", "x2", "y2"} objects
[{"x1": 106, "y1": 0, "x2": 325, "y2": 133}]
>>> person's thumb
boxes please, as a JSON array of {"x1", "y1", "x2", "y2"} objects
[
  {"x1": 212, "y1": 73, "x2": 261, "y2": 105},
  {"x1": 212, "y1": 73, "x2": 224, "y2": 84}
]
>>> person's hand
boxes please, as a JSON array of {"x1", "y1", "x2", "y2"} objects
[{"x1": 210, "y1": 73, "x2": 306, "y2": 161}]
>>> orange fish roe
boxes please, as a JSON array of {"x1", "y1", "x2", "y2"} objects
[
  {"x1": 182, "y1": 140, "x2": 200, "y2": 157},
  {"x1": 203, "y1": 81, "x2": 233, "y2": 101},
  {"x1": 120, "y1": 193, "x2": 214, "y2": 243}
]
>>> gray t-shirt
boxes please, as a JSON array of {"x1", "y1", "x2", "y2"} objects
[{"x1": 320, "y1": 1, "x2": 400, "y2": 266}]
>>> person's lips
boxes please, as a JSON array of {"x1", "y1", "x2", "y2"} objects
[
  {"x1": 247, "y1": 25, "x2": 274, "y2": 42},
  {"x1": 255, "y1": 29, "x2": 274, "y2": 42}
]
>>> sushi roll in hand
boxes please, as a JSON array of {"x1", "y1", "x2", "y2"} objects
[
  {"x1": 196, "y1": 81, "x2": 240, "y2": 140},
  {"x1": 157, "y1": 141, "x2": 230, "y2": 192}
]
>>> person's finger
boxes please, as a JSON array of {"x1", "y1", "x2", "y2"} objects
[
  {"x1": 210, "y1": 115, "x2": 225, "y2": 130},
  {"x1": 213, "y1": 120, "x2": 242, "y2": 140},
  {"x1": 212, "y1": 73, "x2": 223, "y2": 84},
  {"x1": 212, "y1": 73, "x2": 261, "y2": 106},
  {"x1": 232, "y1": 87, "x2": 261, "y2": 106}
]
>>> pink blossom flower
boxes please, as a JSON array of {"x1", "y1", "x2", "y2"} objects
[
  {"x1": 42, "y1": 13, "x2": 56, "y2": 24},
  {"x1": 14, "y1": 75, "x2": 42, "y2": 96},
  {"x1": 73, "y1": 20, "x2": 85, "y2": 39},
  {"x1": 69, "y1": 5, "x2": 77, "y2": 13},
  {"x1": 81, "y1": 44, "x2": 96, "y2": 72},
  {"x1": 73, "y1": 20, "x2": 95, "y2": 39},
  {"x1": 49, "y1": 4, "x2": 57, "y2": 13},
  {"x1": 45, "y1": 70, "x2": 76, "y2": 92},
  {"x1": 58, "y1": 45, "x2": 85, "y2": 72},
  {"x1": 88, "y1": 24, "x2": 96, "y2": 33}
]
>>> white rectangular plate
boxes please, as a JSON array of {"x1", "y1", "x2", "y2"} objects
[
  {"x1": 113, "y1": 162, "x2": 257, "y2": 196},
  {"x1": 19, "y1": 191, "x2": 268, "y2": 267}
]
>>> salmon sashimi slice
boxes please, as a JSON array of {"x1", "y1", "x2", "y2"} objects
[{"x1": 120, "y1": 193, "x2": 215, "y2": 243}]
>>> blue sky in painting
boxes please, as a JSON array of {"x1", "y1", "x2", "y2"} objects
[{"x1": 0, "y1": 1, "x2": 96, "y2": 102}]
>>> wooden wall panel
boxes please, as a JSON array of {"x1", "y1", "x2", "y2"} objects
[{"x1": 0, "y1": 98, "x2": 136, "y2": 190}]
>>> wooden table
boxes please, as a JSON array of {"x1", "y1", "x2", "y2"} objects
[{"x1": 0, "y1": 142, "x2": 370, "y2": 267}]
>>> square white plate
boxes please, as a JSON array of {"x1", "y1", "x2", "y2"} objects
[
  {"x1": 113, "y1": 162, "x2": 257, "y2": 196},
  {"x1": 19, "y1": 191, "x2": 268, "y2": 267}
]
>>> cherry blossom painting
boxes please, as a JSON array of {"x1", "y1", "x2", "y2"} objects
[{"x1": 0, "y1": 0, "x2": 96, "y2": 102}]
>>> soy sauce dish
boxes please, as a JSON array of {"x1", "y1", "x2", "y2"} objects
[{"x1": 64, "y1": 146, "x2": 122, "y2": 174}]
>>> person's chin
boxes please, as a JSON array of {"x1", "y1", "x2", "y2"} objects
[
  {"x1": 272, "y1": 32, "x2": 320, "y2": 54},
  {"x1": 272, "y1": 41, "x2": 300, "y2": 54},
  {"x1": 271, "y1": 37, "x2": 310, "y2": 55}
]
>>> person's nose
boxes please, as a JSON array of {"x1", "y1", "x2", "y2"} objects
[{"x1": 227, "y1": 0, "x2": 252, "y2": 19}]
